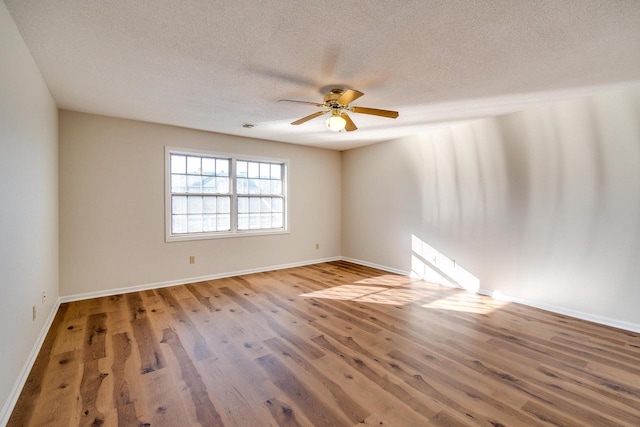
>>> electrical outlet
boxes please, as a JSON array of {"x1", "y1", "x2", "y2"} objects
[
  {"x1": 42, "y1": 291, "x2": 46, "y2": 304},
  {"x1": 32, "y1": 305, "x2": 36, "y2": 321},
  {"x1": 189, "y1": 256, "x2": 196, "y2": 264},
  {"x1": 315, "y1": 243, "x2": 319, "y2": 250}
]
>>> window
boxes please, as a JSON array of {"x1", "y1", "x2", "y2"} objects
[{"x1": 166, "y1": 147, "x2": 287, "y2": 241}]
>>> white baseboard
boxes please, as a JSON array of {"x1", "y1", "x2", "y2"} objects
[
  {"x1": 340, "y1": 257, "x2": 411, "y2": 276},
  {"x1": 0, "y1": 299, "x2": 61, "y2": 426},
  {"x1": 477, "y1": 288, "x2": 640, "y2": 334},
  {"x1": 60, "y1": 256, "x2": 342, "y2": 303}
]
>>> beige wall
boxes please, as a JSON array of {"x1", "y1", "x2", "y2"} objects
[
  {"x1": 0, "y1": 2, "x2": 59, "y2": 418},
  {"x1": 59, "y1": 111, "x2": 341, "y2": 296},
  {"x1": 342, "y1": 87, "x2": 640, "y2": 327}
]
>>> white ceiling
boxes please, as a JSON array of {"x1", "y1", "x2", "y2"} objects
[{"x1": 5, "y1": 1, "x2": 640, "y2": 150}]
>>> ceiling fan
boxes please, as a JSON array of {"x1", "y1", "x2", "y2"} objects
[{"x1": 279, "y1": 88, "x2": 399, "y2": 132}]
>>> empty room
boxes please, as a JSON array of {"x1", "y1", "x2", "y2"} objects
[{"x1": 2, "y1": 1, "x2": 640, "y2": 426}]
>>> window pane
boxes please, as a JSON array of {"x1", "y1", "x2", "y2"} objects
[
  {"x1": 248, "y1": 178, "x2": 260, "y2": 194},
  {"x1": 237, "y1": 161, "x2": 248, "y2": 178},
  {"x1": 187, "y1": 196, "x2": 203, "y2": 214},
  {"x1": 273, "y1": 198, "x2": 283, "y2": 212},
  {"x1": 271, "y1": 164, "x2": 281, "y2": 179},
  {"x1": 171, "y1": 174, "x2": 186, "y2": 193},
  {"x1": 216, "y1": 159, "x2": 229, "y2": 176},
  {"x1": 259, "y1": 179, "x2": 271, "y2": 194},
  {"x1": 203, "y1": 196, "x2": 216, "y2": 213},
  {"x1": 271, "y1": 180, "x2": 282, "y2": 195},
  {"x1": 237, "y1": 178, "x2": 248, "y2": 194},
  {"x1": 249, "y1": 197, "x2": 260, "y2": 213},
  {"x1": 203, "y1": 214, "x2": 216, "y2": 231},
  {"x1": 260, "y1": 213, "x2": 271, "y2": 228},
  {"x1": 273, "y1": 213, "x2": 283, "y2": 228},
  {"x1": 261, "y1": 197, "x2": 272, "y2": 212},
  {"x1": 238, "y1": 197, "x2": 248, "y2": 213},
  {"x1": 248, "y1": 162, "x2": 259, "y2": 178},
  {"x1": 202, "y1": 158, "x2": 215, "y2": 175},
  {"x1": 171, "y1": 155, "x2": 186, "y2": 174},
  {"x1": 217, "y1": 196, "x2": 230, "y2": 214},
  {"x1": 187, "y1": 215, "x2": 203, "y2": 232},
  {"x1": 260, "y1": 163, "x2": 270, "y2": 179},
  {"x1": 216, "y1": 177, "x2": 229, "y2": 193},
  {"x1": 187, "y1": 175, "x2": 202, "y2": 193},
  {"x1": 249, "y1": 213, "x2": 260, "y2": 229},
  {"x1": 172, "y1": 215, "x2": 187, "y2": 233},
  {"x1": 187, "y1": 156, "x2": 201, "y2": 174},
  {"x1": 172, "y1": 196, "x2": 187, "y2": 214},
  {"x1": 217, "y1": 214, "x2": 230, "y2": 231},
  {"x1": 202, "y1": 176, "x2": 215, "y2": 193},
  {"x1": 238, "y1": 213, "x2": 249, "y2": 230}
]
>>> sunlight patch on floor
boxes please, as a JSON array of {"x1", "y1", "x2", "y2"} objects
[
  {"x1": 422, "y1": 293, "x2": 508, "y2": 314},
  {"x1": 300, "y1": 274, "x2": 506, "y2": 314},
  {"x1": 355, "y1": 287, "x2": 434, "y2": 306},
  {"x1": 300, "y1": 283, "x2": 434, "y2": 306},
  {"x1": 300, "y1": 284, "x2": 389, "y2": 301},
  {"x1": 354, "y1": 275, "x2": 417, "y2": 287}
]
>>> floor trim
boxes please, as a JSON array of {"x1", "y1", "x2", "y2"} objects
[
  {"x1": 60, "y1": 257, "x2": 342, "y2": 303},
  {"x1": 477, "y1": 288, "x2": 640, "y2": 334},
  {"x1": 0, "y1": 299, "x2": 61, "y2": 426},
  {"x1": 339, "y1": 257, "x2": 411, "y2": 276}
]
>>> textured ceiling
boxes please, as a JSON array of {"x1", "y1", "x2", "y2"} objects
[{"x1": 5, "y1": 1, "x2": 640, "y2": 150}]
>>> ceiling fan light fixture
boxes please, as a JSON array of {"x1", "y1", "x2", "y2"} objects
[{"x1": 326, "y1": 113, "x2": 347, "y2": 132}]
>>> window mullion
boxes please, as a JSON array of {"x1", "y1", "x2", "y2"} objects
[{"x1": 231, "y1": 157, "x2": 237, "y2": 232}]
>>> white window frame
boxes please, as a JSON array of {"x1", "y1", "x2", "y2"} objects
[{"x1": 165, "y1": 146, "x2": 289, "y2": 242}]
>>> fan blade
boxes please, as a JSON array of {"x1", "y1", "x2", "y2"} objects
[
  {"x1": 279, "y1": 99, "x2": 325, "y2": 107},
  {"x1": 338, "y1": 89, "x2": 364, "y2": 106},
  {"x1": 350, "y1": 106, "x2": 399, "y2": 119},
  {"x1": 291, "y1": 111, "x2": 327, "y2": 125},
  {"x1": 341, "y1": 113, "x2": 357, "y2": 132}
]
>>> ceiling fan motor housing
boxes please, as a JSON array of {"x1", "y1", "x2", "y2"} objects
[{"x1": 324, "y1": 89, "x2": 345, "y2": 109}]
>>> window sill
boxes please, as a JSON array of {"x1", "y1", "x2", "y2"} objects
[{"x1": 165, "y1": 229, "x2": 289, "y2": 243}]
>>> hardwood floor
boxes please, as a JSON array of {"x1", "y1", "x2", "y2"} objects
[{"x1": 8, "y1": 261, "x2": 640, "y2": 426}]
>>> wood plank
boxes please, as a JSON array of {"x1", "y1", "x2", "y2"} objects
[
  {"x1": 78, "y1": 359, "x2": 108, "y2": 427},
  {"x1": 264, "y1": 397, "x2": 303, "y2": 427},
  {"x1": 83, "y1": 313, "x2": 108, "y2": 362},
  {"x1": 263, "y1": 336, "x2": 370, "y2": 423},
  {"x1": 157, "y1": 288, "x2": 213, "y2": 361},
  {"x1": 127, "y1": 292, "x2": 166, "y2": 374},
  {"x1": 311, "y1": 334, "x2": 442, "y2": 422},
  {"x1": 218, "y1": 286, "x2": 261, "y2": 313},
  {"x1": 111, "y1": 332, "x2": 144, "y2": 426},
  {"x1": 185, "y1": 283, "x2": 219, "y2": 312},
  {"x1": 255, "y1": 353, "x2": 349, "y2": 426},
  {"x1": 27, "y1": 350, "x2": 82, "y2": 426},
  {"x1": 160, "y1": 328, "x2": 224, "y2": 426}
]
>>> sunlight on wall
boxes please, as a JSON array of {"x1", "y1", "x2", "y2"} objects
[
  {"x1": 489, "y1": 290, "x2": 509, "y2": 301},
  {"x1": 411, "y1": 234, "x2": 480, "y2": 292}
]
